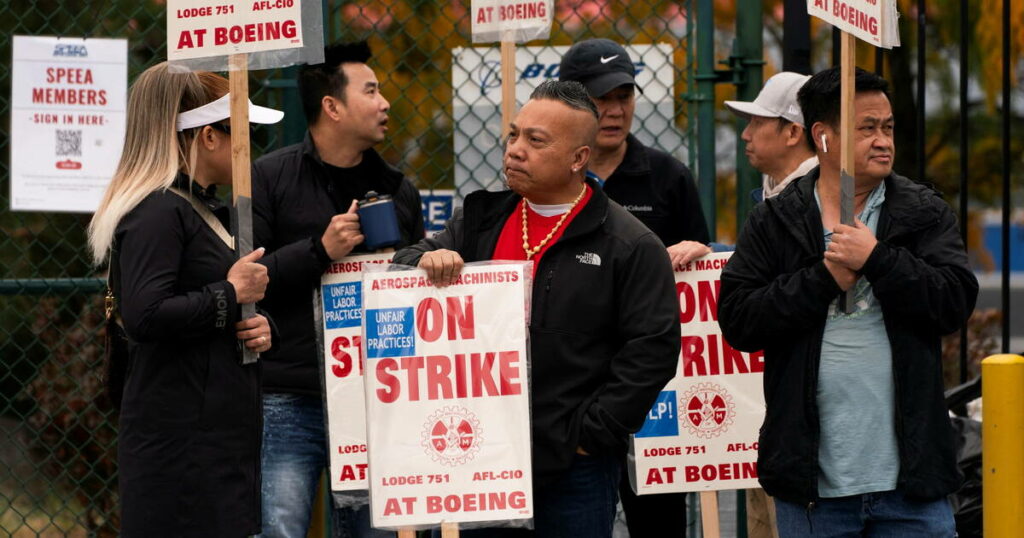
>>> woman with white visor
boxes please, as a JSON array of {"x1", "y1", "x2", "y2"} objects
[{"x1": 88, "y1": 63, "x2": 282, "y2": 537}]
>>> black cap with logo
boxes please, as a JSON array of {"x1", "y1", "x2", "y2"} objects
[{"x1": 559, "y1": 38, "x2": 642, "y2": 97}]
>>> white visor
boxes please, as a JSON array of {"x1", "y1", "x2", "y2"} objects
[{"x1": 176, "y1": 93, "x2": 284, "y2": 131}]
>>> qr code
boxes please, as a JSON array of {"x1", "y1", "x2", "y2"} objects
[{"x1": 56, "y1": 129, "x2": 82, "y2": 157}]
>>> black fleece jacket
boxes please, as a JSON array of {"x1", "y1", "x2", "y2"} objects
[
  {"x1": 601, "y1": 134, "x2": 709, "y2": 246},
  {"x1": 394, "y1": 180, "x2": 681, "y2": 484}
]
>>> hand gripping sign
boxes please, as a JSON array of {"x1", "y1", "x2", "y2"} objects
[
  {"x1": 362, "y1": 262, "x2": 534, "y2": 532},
  {"x1": 629, "y1": 253, "x2": 765, "y2": 494},
  {"x1": 806, "y1": 0, "x2": 900, "y2": 313},
  {"x1": 315, "y1": 253, "x2": 394, "y2": 508},
  {"x1": 166, "y1": 0, "x2": 323, "y2": 362}
]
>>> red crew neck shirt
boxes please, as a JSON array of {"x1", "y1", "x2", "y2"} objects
[{"x1": 491, "y1": 185, "x2": 593, "y2": 276}]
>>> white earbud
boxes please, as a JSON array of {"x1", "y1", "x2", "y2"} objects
[{"x1": 820, "y1": 134, "x2": 828, "y2": 153}]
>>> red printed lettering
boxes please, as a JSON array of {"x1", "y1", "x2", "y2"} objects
[
  {"x1": 338, "y1": 463, "x2": 367, "y2": 481},
  {"x1": 684, "y1": 462, "x2": 758, "y2": 482},
  {"x1": 682, "y1": 334, "x2": 763, "y2": 377},
  {"x1": 374, "y1": 351, "x2": 522, "y2": 403},
  {"x1": 331, "y1": 335, "x2": 362, "y2": 378},
  {"x1": 375, "y1": 358, "x2": 400, "y2": 403},
  {"x1": 425, "y1": 491, "x2": 527, "y2": 513},
  {"x1": 645, "y1": 467, "x2": 677, "y2": 485},
  {"x1": 417, "y1": 296, "x2": 476, "y2": 342},
  {"x1": 212, "y1": 20, "x2": 298, "y2": 46}
]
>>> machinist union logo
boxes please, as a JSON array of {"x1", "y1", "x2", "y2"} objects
[
  {"x1": 422, "y1": 406, "x2": 482, "y2": 466},
  {"x1": 681, "y1": 383, "x2": 735, "y2": 439}
]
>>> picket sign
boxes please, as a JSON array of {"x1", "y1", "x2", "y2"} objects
[
  {"x1": 470, "y1": 0, "x2": 553, "y2": 150},
  {"x1": 626, "y1": 253, "x2": 762, "y2": 538},
  {"x1": 362, "y1": 262, "x2": 534, "y2": 535}
]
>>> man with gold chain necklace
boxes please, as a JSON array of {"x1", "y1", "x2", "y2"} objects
[{"x1": 394, "y1": 81, "x2": 680, "y2": 537}]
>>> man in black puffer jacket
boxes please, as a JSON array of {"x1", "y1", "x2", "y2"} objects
[{"x1": 719, "y1": 67, "x2": 977, "y2": 537}]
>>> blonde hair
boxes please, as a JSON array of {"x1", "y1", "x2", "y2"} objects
[{"x1": 87, "y1": 63, "x2": 228, "y2": 265}]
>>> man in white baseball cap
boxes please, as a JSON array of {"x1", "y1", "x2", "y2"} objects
[
  {"x1": 726, "y1": 71, "x2": 817, "y2": 201},
  {"x1": 722, "y1": 71, "x2": 816, "y2": 538}
]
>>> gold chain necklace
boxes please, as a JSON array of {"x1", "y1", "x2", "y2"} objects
[{"x1": 521, "y1": 183, "x2": 587, "y2": 260}]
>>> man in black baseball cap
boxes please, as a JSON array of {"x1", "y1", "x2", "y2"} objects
[
  {"x1": 560, "y1": 38, "x2": 709, "y2": 538},
  {"x1": 560, "y1": 38, "x2": 710, "y2": 274},
  {"x1": 558, "y1": 38, "x2": 644, "y2": 98}
]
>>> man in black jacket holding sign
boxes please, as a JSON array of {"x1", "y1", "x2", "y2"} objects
[
  {"x1": 395, "y1": 81, "x2": 679, "y2": 537},
  {"x1": 252, "y1": 42, "x2": 423, "y2": 538},
  {"x1": 719, "y1": 67, "x2": 977, "y2": 537}
]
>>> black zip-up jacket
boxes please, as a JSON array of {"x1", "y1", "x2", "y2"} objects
[
  {"x1": 114, "y1": 175, "x2": 261, "y2": 536},
  {"x1": 394, "y1": 180, "x2": 680, "y2": 484},
  {"x1": 719, "y1": 169, "x2": 978, "y2": 505},
  {"x1": 601, "y1": 134, "x2": 710, "y2": 246},
  {"x1": 253, "y1": 133, "x2": 425, "y2": 395}
]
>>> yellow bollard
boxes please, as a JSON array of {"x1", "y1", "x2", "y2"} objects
[{"x1": 982, "y1": 354, "x2": 1024, "y2": 537}]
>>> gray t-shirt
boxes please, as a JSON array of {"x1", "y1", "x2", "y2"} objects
[{"x1": 814, "y1": 181, "x2": 900, "y2": 498}]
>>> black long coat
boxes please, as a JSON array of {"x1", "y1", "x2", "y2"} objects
[{"x1": 113, "y1": 176, "x2": 261, "y2": 537}]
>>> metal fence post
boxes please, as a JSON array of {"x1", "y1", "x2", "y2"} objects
[
  {"x1": 695, "y1": 0, "x2": 717, "y2": 241},
  {"x1": 732, "y1": 0, "x2": 763, "y2": 232}
]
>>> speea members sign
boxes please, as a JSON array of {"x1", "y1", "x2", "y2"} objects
[
  {"x1": 10, "y1": 36, "x2": 127, "y2": 212},
  {"x1": 362, "y1": 262, "x2": 533, "y2": 530},
  {"x1": 630, "y1": 252, "x2": 767, "y2": 493}
]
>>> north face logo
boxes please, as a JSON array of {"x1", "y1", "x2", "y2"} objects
[{"x1": 575, "y1": 252, "x2": 601, "y2": 266}]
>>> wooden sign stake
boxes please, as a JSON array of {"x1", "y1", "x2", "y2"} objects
[
  {"x1": 228, "y1": 52, "x2": 258, "y2": 364},
  {"x1": 839, "y1": 32, "x2": 856, "y2": 313},
  {"x1": 700, "y1": 490, "x2": 721, "y2": 538},
  {"x1": 500, "y1": 37, "x2": 516, "y2": 137}
]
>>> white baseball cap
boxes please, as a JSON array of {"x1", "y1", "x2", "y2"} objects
[
  {"x1": 725, "y1": 72, "x2": 810, "y2": 126},
  {"x1": 176, "y1": 93, "x2": 284, "y2": 131}
]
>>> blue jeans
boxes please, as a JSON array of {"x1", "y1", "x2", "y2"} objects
[
  {"x1": 774, "y1": 489, "x2": 955, "y2": 537},
  {"x1": 259, "y1": 393, "x2": 389, "y2": 538},
  {"x1": 453, "y1": 453, "x2": 621, "y2": 538}
]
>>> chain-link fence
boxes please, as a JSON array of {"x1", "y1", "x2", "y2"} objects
[{"x1": 0, "y1": 1, "x2": 699, "y2": 535}]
